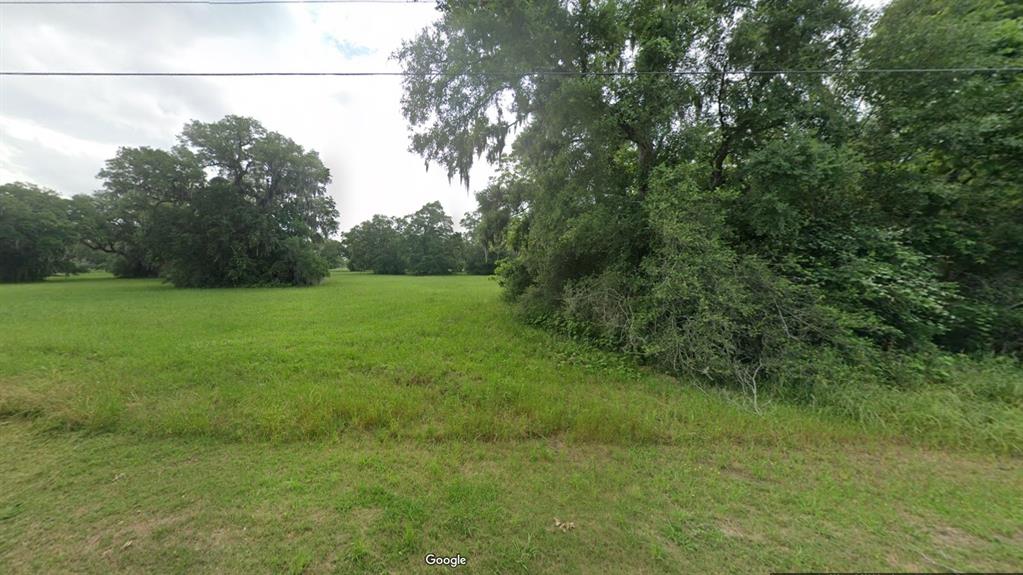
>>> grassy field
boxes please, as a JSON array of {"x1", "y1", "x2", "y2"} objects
[{"x1": 1, "y1": 272, "x2": 1021, "y2": 573}]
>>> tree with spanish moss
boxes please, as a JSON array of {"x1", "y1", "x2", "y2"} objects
[
  {"x1": 397, "y1": 0, "x2": 1019, "y2": 396},
  {"x1": 79, "y1": 116, "x2": 339, "y2": 287}
]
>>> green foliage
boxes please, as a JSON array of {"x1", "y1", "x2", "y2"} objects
[
  {"x1": 78, "y1": 146, "x2": 204, "y2": 277},
  {"x1": 154, "y1": 180, "x2": 329, "y2": 287},
  {"x1": 345, "y1": 215, "x2": 406, "y2": 274},
  {"x1": 77, "y1": 116, "x2": 338, "y2": 287},
  {"x1": 273, "y1": 237, "x2": 331, "y2": 287},
  {"x1": 399, "y1": 0, "x2": 1021, "y2": 398},
  {"x1": 459, "y1": 175, "x2": 528, "y2": 275},
  {"x1": 0, "y1": 183, "x2": 77, "y2": 282},
  {"x1": 345, "y1": 203, "x2": 462, "y2": 275},
  {"x1": 317, "y1": 238, "x2": 345, "y2": 269},
  {"x1": 858, "y1": 0, "x2": 1023, "y2": 352},
  {"x1": 401, "y1": 201, "x2": 460, "y2": 275},
  {"x1": 66, "y1": 241, "x2": 114, "y2": 272}
]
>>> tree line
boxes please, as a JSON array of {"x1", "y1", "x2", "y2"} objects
[
  {"x1": 343, "y1": 201, "x2": 495, "y2": 276},
  {"x1": 398, "y1": 0, "x2": 1022, "y2": 393},
  {"x1": 2, "y1": 116, "x2": 341, "y2": 287},
  {"x1": 1, "y1": 116, "x2": 498, "y2": 284}
]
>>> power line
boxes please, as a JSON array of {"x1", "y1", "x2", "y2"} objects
[
  {"x1": 0, "y1": 0, "x2": 433, "y2": 4},
  {"x1": 2, "y1": 71, "x2": 409, "y2": 76},
  {"x1": 2, "y1": 68, "x2": 1022, "y2": 77}
]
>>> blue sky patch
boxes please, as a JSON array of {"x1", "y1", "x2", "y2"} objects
[{"x1": 326, "y1": 36, "x2": 375, "y2": 59}]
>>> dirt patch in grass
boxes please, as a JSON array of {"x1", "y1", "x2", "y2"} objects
[
  {"x1": 347, "y1": 507, "x2": 383, "y2": 532},
  {"x1": 928, "y1": 525, "x2": 985, "y2": 551},
  {"x1": 717, "y1": 461, "x2": 776, "y2": 488},
  {"x1": 717, "y1": 518, "x2": 765, "y2": 543}
]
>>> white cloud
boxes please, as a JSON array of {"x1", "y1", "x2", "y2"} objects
[
  {"x1": 0, "y1": 2, "x2": 491, "y2": 229},
  {"x1": 0, "y1": 115, "x2": 114, "y2": 159}
]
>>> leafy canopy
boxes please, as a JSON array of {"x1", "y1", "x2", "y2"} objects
[
  {"x1": 78, "y1": 116, "x2": 339, "y2": 287},
  {"x1": 345, "y1": 202, "x2": 462, "y2": 275},
  {"x1": 399, "y1": 0, "x2": 1022, "y2": 393},
  {"x1": 0, "y1": 183, "x2": 78, "y2": 283}
]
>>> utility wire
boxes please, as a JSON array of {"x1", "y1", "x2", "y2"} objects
[
  {"x1": 2, "y1": 68, "x2": 1022, "y2": 77},
  {"x1": 0, "y1": 0, "x2": 433, "y2": 4}
]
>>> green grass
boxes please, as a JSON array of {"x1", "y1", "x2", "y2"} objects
[
  {"x1": 0, "y1": 271, "x2": 859, "y2": 446},
  {"x1": 1, "y1": 271, "x2": 1021, "y2": 573}
]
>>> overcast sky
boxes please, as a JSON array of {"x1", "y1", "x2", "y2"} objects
[{"x1": 0, "y1": 0, "x2": 886, "y2": 231}]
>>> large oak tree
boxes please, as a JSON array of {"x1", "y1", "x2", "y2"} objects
[{"x1": 79, "y1": 116, "x2": 339, "y2": 287}]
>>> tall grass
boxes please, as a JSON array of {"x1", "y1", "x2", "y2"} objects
[
  {"x1": 1, "y1": 272, "x2": 1020, "y2": 454},
  {"x1": 798, "y1": 354, "x2": 1023, "y2": 453},
  {"x1": 0, "y1": 273, "x2": 859, "y2": 447}
]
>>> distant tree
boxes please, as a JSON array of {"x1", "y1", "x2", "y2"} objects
[
  {"x1": 180, "y1": 116, "x2": 338, "y2": 241},
  {"x1": 401, "y1": 201, "x2": 460, "y2": 275},
  {"x1": 460, "y1": 210, "x2": 490, "y2": 274},
  {"x1": 345, "y1": 203, "x2": 462, "y2": 275},
  {"x1": 0, "y1": 182, "x2": 77, "y2": 282},
  {"x1": 79, "y1": 116, "x2": 339, "y2": 287},
  {"x1": 154, "y1": 178, "x2": 329, "y2": 287},
  {"x1": 337, "y1": 231, "x2": 353, "y2": 269},
  {"x1": 345, "y1": 215, "x2": 406, "y2": 274},
  {"x1": 68, "y1": 241, "x2": 114, "y2": 272},
  {"x1": 318, "y1": 238, "x2": 345, "y2": 269}
]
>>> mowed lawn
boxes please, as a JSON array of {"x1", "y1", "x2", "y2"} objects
[{"x1": 0, "y1": 272, "x2": 1020, "y2": 573}]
